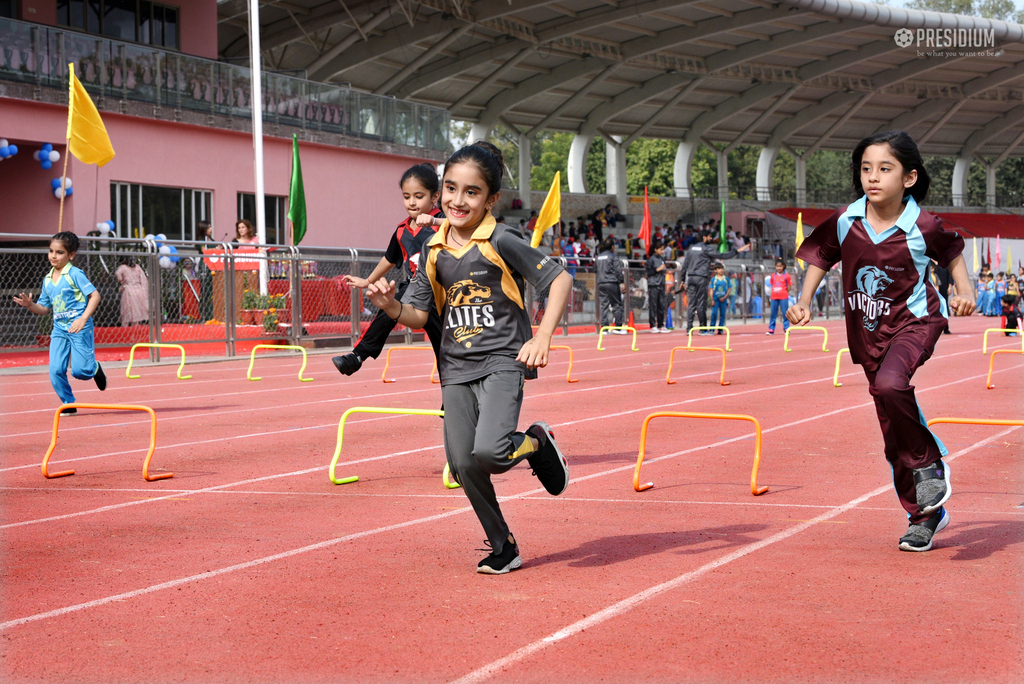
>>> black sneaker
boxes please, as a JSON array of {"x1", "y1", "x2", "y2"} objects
[
  {"x1": 899, "y1": 508, "x2": 949, "y2": 552},
  {"x1": 477, "y1": 536, "x2": 522, "y2": 575},
  {"x1": 914, "y1": 460, "x2": 951, "y2": 516},
  {"x1": 525, "y1": 422, "x2": 569, "y2": 495},
  {"x1": 60, "y1": 407, "x2": 77, "y2": 415},
  {"x1": 331, "y1": 353, "x2": 362, "y2": 376},
  {"x1": 94, "y1": 363, "x2": 107, "y2": 391}
]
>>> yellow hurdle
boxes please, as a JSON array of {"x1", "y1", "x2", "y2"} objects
[
  {"x1": 687, "y1": 326, "x2": 731, "y2": 351},
  {"x1": 666, "y1": 346, "x2": 729, "y2": 386},
  {"x1": 982, "y1": 327, "x2": 1024, "y2": 354},
  {"x1": 597, "y1": 325, "x2": 638, "y2": 351},
  {"x1": 126, "y1": 343, "x2": 191, "y2": 379},
  {"x1": 985, "y1": 349, "x2": 1024, "y2": 389},
  {"x1": 247, "y1": 345, "x2": 313, "y2": 382},
  {"x1": 784, "y1": 325, "x2": 829, "y2": 352},
  {"x1": 42, "y1": 403, "x2": 170, "y2": 481},
  {"x1": 833, "y1": 347, "x2": 851, "y2": 387},
  {"x1": 380, "y1": 346, "x2": 439, "y2": 384},
  {"x1": 329, "y1": 406, "x2": 457, "y2": 488},
  {"x1": 549, "y1": 345, "x2": 578, "y2": 383},
  {"x1": 633, "y1": 411, "x2": 768, "y2": 496}
]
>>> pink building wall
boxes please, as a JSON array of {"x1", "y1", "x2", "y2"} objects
[{"x1": 0, "y1": 97, "x2": 435, "y2": 251}]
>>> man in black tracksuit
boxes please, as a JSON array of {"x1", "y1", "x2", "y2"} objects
[
  {"x1": 595, "y1": 238, "x2": 625, "y2": 329},
  {"x1": 677, "y1": 229, "x2": 750, "y2": 332}
]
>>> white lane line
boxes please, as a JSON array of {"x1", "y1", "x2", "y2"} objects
[{"x1": 447, "y1": 426, "x2": 1021, "y2": 684}]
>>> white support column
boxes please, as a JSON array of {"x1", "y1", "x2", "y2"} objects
[
  {"x1": 795, "y1": 154, "x2": 807, "y2": 206},
  {"x1": 716, "y1": 148, "x2": 728, "y2": 201},
  {"x1": 567, "y1": 134, "x2": 593, "y2": 194},
  {"x1": 673, "y1": 141, "x2": 697, "y2": 199},
  {"x1": 952, "y1": 156, "x2": 971, "y2": 207},
  {"x1": 469, "y1": 121, "x2": 492, "y2": 144},
  {"x1": 518, "y1": 132, "x2": 532, "y2": 212},
  {"x1": 756, "y1": 147, "x2": 779, "y2": 201},
  {"x1": 985, "y1": 160, "x2": 997, "y2": 213},
  {"x1": 607, "y1": 136, "x2": 627, "y2": 212}
]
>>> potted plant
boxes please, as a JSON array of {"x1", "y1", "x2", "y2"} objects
[
  {"x1": 262, "y1": 308, "x2": 279, "y2": 334},
  {"x1": 240, "y1": 287, "x2": 260, "y2": 324}
]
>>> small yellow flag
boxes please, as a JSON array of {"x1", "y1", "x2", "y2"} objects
[
  {"x1": 795, "y1": 211, "x2": 805, "y2": 270},
  {"x1": 531, "y1": 171, "x2": 560, "y2": 249},
  {"x1": 67, "y1": 63, "x2": 115, "y2": 167}
]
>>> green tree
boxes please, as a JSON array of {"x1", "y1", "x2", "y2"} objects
[
  {"x1": 532, "y1": 132, "x2": 573, "y2": 191},
  {"x1": 624, "y1": 139, "x2": 677, "y2": 195},
  {"x1": 586, "y1": 138, "x2": 606, "y2": 194}
]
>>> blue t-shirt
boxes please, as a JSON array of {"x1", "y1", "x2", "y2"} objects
[
  {"x1": 37, "y1": 264, "x2": 96, "y2": 332},
  {"x1": 709, "y1": 275, "x2": 729, "y2": 300}
]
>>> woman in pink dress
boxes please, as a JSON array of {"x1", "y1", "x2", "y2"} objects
[{"x1": 114, "y1": 256, "x2": 149, "y2": 325}]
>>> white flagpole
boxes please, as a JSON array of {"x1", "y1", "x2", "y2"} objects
[{"x1": 248, "y1": 0, "x2": 268, "y2": 295}]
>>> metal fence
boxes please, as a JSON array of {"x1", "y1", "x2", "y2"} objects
[{"x1": 1, "y1": 234, "x2": 849, "y2": 364}]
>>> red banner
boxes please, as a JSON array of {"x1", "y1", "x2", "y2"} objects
[{"x1": 203, "y1": 248, "x2": 260, "y2": 271}]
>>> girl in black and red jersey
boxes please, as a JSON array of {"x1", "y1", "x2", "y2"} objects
[
  {"x1": 789, "y1": 131, "x2": 975, "y2": 553},
  {"x1": 333, "y1": 163, "x2": 445, "y2": 376}
]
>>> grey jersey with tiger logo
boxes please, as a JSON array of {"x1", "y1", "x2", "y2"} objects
[{"x1": 402, "y1": 216, "x2": 565, "y2": 385}]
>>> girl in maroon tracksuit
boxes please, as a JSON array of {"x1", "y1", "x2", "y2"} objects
[{"x1": 790, "y1": 131, "x2": 975, "y2": 553}]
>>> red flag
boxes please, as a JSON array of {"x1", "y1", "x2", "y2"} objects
[
  {"x1": 638, "y1": 186, "x2": 652, "y2": 255},
  {"x1": 986, "y1": 238, "x2": 991, "y2": 268}
]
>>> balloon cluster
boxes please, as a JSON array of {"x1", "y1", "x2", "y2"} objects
[
  {"x1": 95, "y1": 220, "x2": 116, "y2": 234},
  {"x1": 51, "y1": 177, "x2": 73, "y2": 199},
  {"x1": 33, "y1": 143, "x2": 60, "y2": 170},
  {"x1": 0, "y1": 139, "x2": 19, "y2": 160},
  {"x1": 144, "y1": 233, "x2": 180, "y2": 269}
]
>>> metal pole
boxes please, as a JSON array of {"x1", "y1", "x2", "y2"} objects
[{"x1": 248, "y1": 0, "x2": 268, "y2": 296}]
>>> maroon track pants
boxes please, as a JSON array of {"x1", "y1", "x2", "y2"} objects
[{"x1": 862, "y1": 324, "x2": 947, "y2": 524}]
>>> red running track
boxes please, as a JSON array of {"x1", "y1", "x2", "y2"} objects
[{"x1": 1, "y1": 316, "x2": 1021, "y2": 683}]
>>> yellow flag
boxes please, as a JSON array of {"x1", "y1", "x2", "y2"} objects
[
  {"x1": 67, "y1": 63, "x2": 115, "y2": 167},
  {"x1": 531, "y1": 171, "x2": 560, "y2": 249},
  {"x1": 795, "y1": 211, "x2": 805, "y2": 270}
]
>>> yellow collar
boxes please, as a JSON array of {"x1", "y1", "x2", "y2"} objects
[
  {"x1": 46, "y1": 262, "x2": 73, "y2": 280},
  {"x1": 427, "y1": 215, "x2": 497, "y2": 248}
]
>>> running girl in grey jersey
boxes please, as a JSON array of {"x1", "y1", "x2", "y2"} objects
[{"x1": 365, "y1": 142, "x2": 574, "y2": 574}]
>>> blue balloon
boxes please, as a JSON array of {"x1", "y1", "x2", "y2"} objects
[
  {"x1": 9, "y1": 145, "x2": 17, "y2": 155},
  {"x1": 40, "y1": 159, "x2": 52, "y2": 170},
  {"x1": 42, "y1": 143, "x2": 52, "y2": 152},
  {"x1": 0, "y1": 147, "x2": 8, "y2": 158},
  {"x1": 106, "y1": 220, "x2": 115, "y2": 231},
  {"x1": 65, "y1": 186, "x2": 73, "y2": 196},
  {"x1": 51, "y1": 178, "x2": 62, "y2": 189}
]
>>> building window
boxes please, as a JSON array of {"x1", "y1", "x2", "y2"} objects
[
  {"x1": 237, "y1": 194, "x2": 286, "y2": 245},
  {"x1": 0, "y1": 0, "x2": 16, "y2": 19},
  {"x1": 56, "y1": 0, "x2": 179, "y2": 50},
  {"x1": 111, "y1": 182, "x2": 212, "y2": 241}
]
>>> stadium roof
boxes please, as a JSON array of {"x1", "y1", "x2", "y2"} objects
[{"x1": 217, "y1": 0, "x2": 1024, "y2": 158}]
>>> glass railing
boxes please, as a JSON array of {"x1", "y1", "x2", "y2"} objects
[{"x1": 0, "y1": 17, "x2": 449, "y2": 152}]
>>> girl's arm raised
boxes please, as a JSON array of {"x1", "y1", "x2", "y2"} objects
[
  {"x1": 344, "y1": 255, "x2": 395, "y2": 290},
  {"x1": 365, "y1": 277, "x2": 429, "y2": 330},
  {"x1": 13, "y1": 292, "x2": 49, "y2": 316},
  {"x1": 946, "y1": 254, "x2": 976, "y2": 317},
  {"x1": 786, "y1": 265, "x2": 827, "y2": 326},
  {"x1": 517, "y1": 271, "x2": 573, "y2": 369}
]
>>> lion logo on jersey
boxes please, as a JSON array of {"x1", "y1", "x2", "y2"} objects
[
  {"x1": 447, "y1": 280, "x2": 492, "y2": 307},
  {"x1": 849, "y1": 266, "x2": 895, "y2": 331}
]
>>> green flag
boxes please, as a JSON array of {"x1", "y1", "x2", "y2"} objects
[
  {"x1": 719, "y1": 198, "x2": 728, "y2": 253},
  {"x1": 288, "y1": 134, "x2": 307, "y2": 245}
]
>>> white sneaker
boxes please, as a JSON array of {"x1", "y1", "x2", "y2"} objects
[
  {"x1": 661, "y1": 327, "x2": 673, "y2": 333},
  {"x1": 612, "y1": 328, "x2": 628, "y2": 335},
  {"x1": 650, "y1": 327, "x2": 661, "y2": 334}
]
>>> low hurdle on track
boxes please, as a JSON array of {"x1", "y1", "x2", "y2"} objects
[
  {"x1": 833, "y1": 347, "x2": 851, "y2": 387},
  {"x1": 633, "y1": 411, "x2": 768, "y2": 496},
  {"x1": 381, "y1": 346, "x2": 439, "y2": 384},
  {"x1": 597, "y1": 326, "x2": 638, "y2": 351},
  {"x1": 329, "y1": 406, "x2": 459, "y2": 488},
  {"x1": 666, "y1": 346, "x2": 729, "y2": 386},
  {"x1": 985, "y1": 349, "x2": 1024, "y2": 389},
  {"x1": 125, "y1": 343, "x2": 191, "y2": 379},
  {"x1": 247, "y1": 345, "x2": 314, "y2": 382},
  {"x1": 784, "y1": 326, "x2": 829, "y2": 352},
  {"x1": 687, "y1": 326, "x2": 731, "y2": 351},
  {"x1": 42, "y1": 403, "x2": 171, "y2": 481},
  {"x1": 982, "y1": 327, "x2": 1024, "y2": 354},
  {"x1": 549, "y1": 345, "x2": 578, "y2": 383}
]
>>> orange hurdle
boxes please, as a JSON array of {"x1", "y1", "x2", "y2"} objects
[
  {"x1": 548, "y1": 345, "x2": 578, "y2": 383},
  {"x1": 42, "y1": 403, "x2": 171, "y2": 481},
  {"x1": 666, "y1": 346, "x2": 729, "y2": 386},
  {"x1": 985, "y1": 349, "x2": 1024, "y2": 389},
  {"x1": 633, "y1": 411, "x2": 768, "y2": 496},
  {"x1": 381, "y1": 346, "x2": 439, "y2": 384}
]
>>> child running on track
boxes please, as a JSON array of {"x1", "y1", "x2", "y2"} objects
[
  {"x1": 13, "y1": 231, "x2": 107, "y2": 412},
  {"x1": 789, "y1": 130, "x2": 974, "y2": 553},
  {"x1": 364, "y1": 142, "x2": 574, "y2": 574},
  {"x1": 333, "y1": 163, "x2": 445, "y2": 376}
]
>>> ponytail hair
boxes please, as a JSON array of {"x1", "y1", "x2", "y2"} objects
[
  {"x1": 399, "y1": 162, "x2": 440, "y2": 196},
  {"x1": 443, "y1": 140, "x2": 506, "y2": 196},
  {"x1": 851, "y1": 130, "x2": 931, "y2": 203}
]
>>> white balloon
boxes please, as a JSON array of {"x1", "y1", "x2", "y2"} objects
[
  {"x1": 156, "y1": 234, "x2": 167, "y2": 241},
  {"x1": 143, "y1": 233, "x2": 155, "y2": 241},
  {"x1": 97, "y1": 222, "x2": 106, "y2": 230},
  {"x1": 53, "y1": 187, "x2": 64, "y2": 198},
  {"x1": 63, "y1": 177, "x2": 72, "y2": 188},
  {"x1": 33, "y1": 150, "x2": 41, "y2": 161},
  {"x1": 159, "y1": 256, "x2": 173, "y2": 268},
  {"x1": 159, "y1": 245, "x2": 171, "y2": 255},
  {"x1": 48, "y1": 150, "x2": 60, "y2": 163},
  {"x1": 0, "y1": 139, "x2": 8, "y2": 147}
]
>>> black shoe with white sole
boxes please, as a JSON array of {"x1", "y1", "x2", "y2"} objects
[
  {"x1": 525, "y1": 422, "x2": 569, "y2": 495},
  {"x1": 477, "y1": 536, "x2": 522, "y2": 575},
  {"x1": 899, "y1": 507, "x2": 949, "y2": 552}
]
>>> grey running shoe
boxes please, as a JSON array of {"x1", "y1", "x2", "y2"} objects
[
  {"x1": 525, "y1": 422, "x2": 569, "y2": 495},
  {"x1": 477, "y1": 536, "x2": 522, "y2": 575},
  {"x1": 899, "y1": 508, "x2": 949, "y2": 552},
  {"x1": 914, "y1": 460, "x2": 951, "y2": 516}
]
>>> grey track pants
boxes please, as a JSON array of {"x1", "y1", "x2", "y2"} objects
[
  {"x1": 597, "y1": 282, "x2": 624, "y2": 327},
  {"x1": 441, "y1": 370, "x2": 536, "y2": 555}
]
